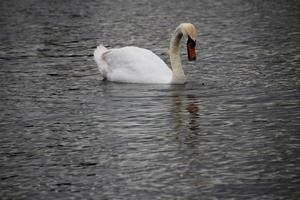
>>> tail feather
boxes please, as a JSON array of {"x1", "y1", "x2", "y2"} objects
[{"x1": 94, "y1": 45, "x2": 109, "y2": 78}]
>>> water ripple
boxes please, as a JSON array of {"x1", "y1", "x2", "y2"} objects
[{"x1": 0, "y1": 0, "x2": 299, "y2": 199}]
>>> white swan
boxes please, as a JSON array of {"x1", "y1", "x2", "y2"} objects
[{"x1": 94, "y1": 23, "x2": 197, "y2": 84}]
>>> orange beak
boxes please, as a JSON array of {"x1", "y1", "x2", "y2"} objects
[{"x1": 187, "y1": 37, "x2": 196, "y2": 61}]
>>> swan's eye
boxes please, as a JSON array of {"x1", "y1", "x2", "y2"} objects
[{"x1": 187, "y1": 36, "x2": 196, "y2": 48}]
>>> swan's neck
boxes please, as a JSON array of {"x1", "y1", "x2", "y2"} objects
[{"x1": 170, "y1": 26, "x2": 186, "y2": 84}]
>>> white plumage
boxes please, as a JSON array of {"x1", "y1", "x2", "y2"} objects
[
  {"x1": 94, "y1": 23, "x2": 198, "y2": 84},
  {"x1": 94, "y1": 45, "x2": 172, "y2": 84}
]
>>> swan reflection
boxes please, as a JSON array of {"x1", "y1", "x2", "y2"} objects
[
  {"x1": 171, "y1": 85, "x2": 200, "y2": 133},
  {"x1": 186, "y1": 102, "x2": 200, "y2": 131}
]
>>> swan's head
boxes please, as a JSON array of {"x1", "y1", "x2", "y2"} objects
[{"x1": 180, "y1": 23, "x2": 198, "y2": 61}]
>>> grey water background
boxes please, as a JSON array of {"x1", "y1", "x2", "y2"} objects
[{"x1": 0, "y1": 0, "x2": 299, "y2": 199}]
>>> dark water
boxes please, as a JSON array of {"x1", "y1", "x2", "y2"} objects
[{"x1": 1, "y1": 0, "x2": 300, "y2": 199}]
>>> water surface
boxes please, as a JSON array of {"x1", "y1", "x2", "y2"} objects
[{"x1": 0, "y1": 0, "x2": 299, "y2": 199}]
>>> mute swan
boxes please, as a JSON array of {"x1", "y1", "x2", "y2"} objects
[{"x1": 94, "y1": 23, "x2": 197, "y2": 84}]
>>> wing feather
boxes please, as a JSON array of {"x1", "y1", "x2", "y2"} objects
[{"x1": 102, "y1": 46, "x2": 172, "y2": 83}]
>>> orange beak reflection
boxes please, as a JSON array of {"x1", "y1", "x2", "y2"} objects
[{"x1": 187, "y1": 37, "x2": 196, "y2": 61}]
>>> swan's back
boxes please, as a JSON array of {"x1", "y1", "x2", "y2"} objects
[{"x1": 94, "y1": 45, "x2": 172, "y2": 84}]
